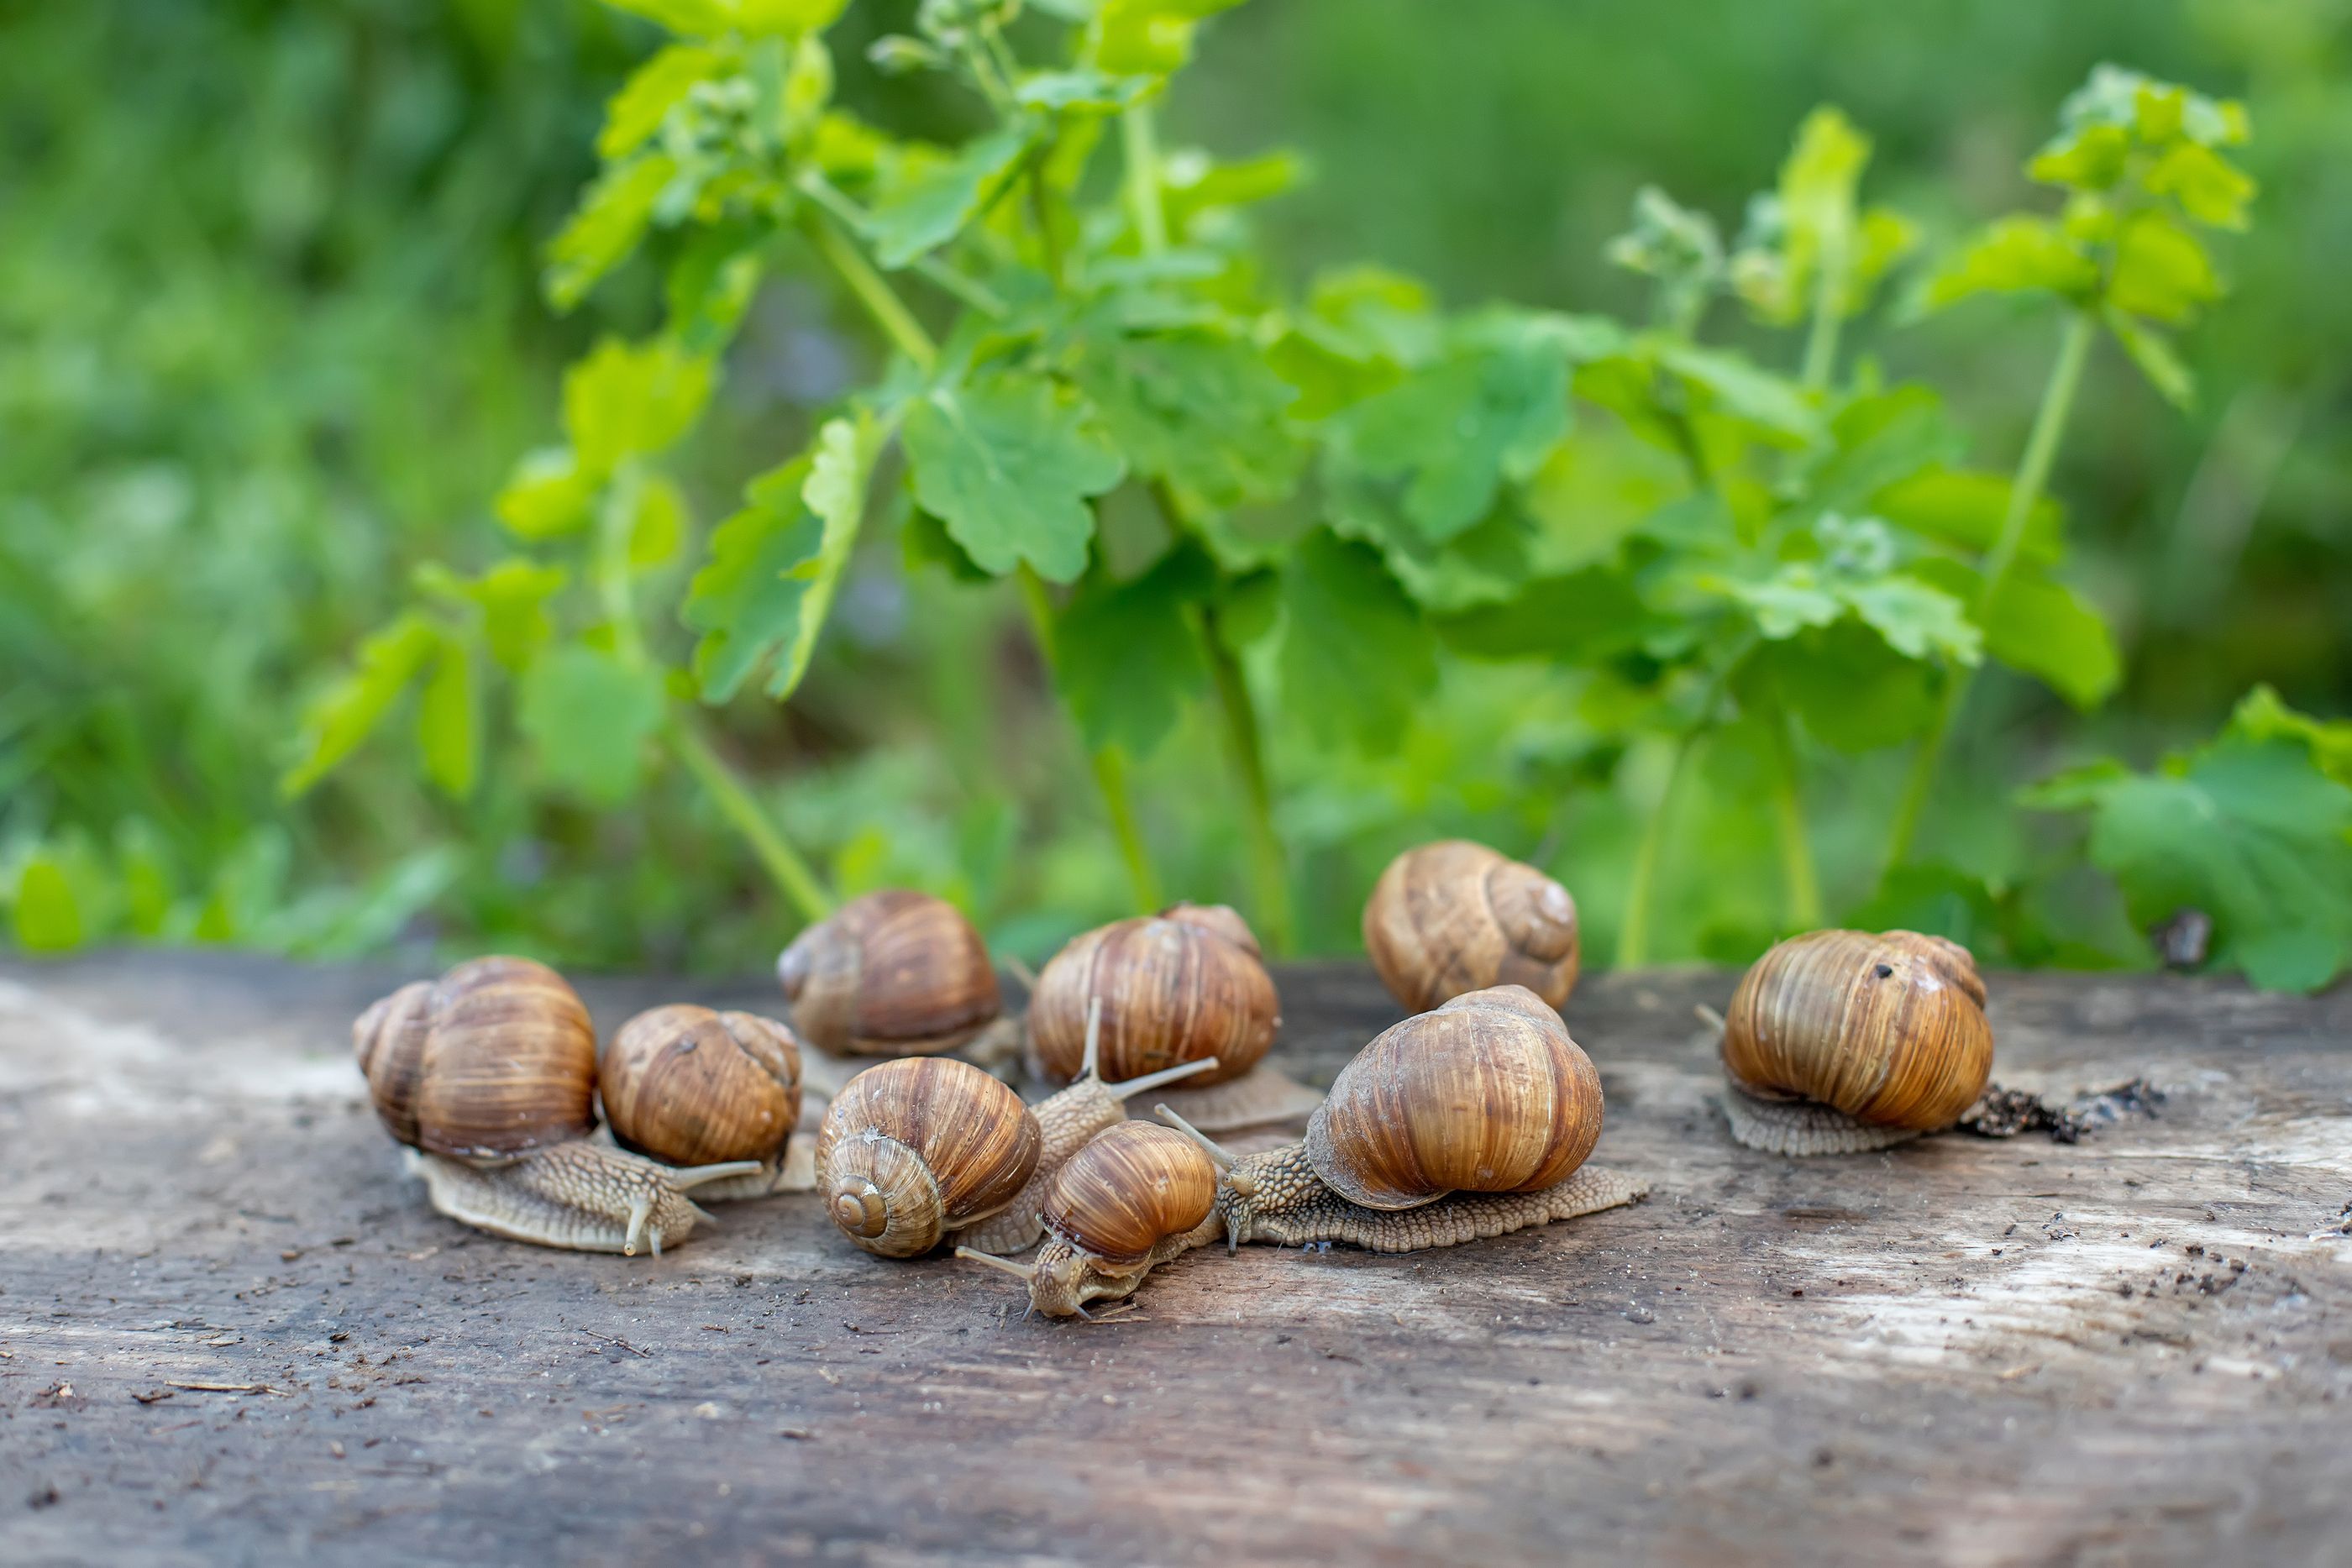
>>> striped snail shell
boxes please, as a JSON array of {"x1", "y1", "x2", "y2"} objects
[
  {"x1": 815, "y1": 1057, "x2": 1041, "y2": 1258},
  {"x1": 1027, "y1": 903, "x2": 1279, "y2": 1088},
  {"x1": 1362, "y1": 840, "x2": 1580, "y2": 1012},
  {"x1": 776, "y1": 889, "x2": 1002, "y2": 1057},
  {"x1": 353, "y1": 956, "x2": 596, "y2": 1159},
  {"x1": 1305, "y1": 983, "x2": 1603, "y2": 1211},
  {"x1": 599, "y1": 1004, "x2": 802, "y2": 1167},
  {"x1": 1037, "y1": 1120, "x2": 1221, "y2": 1267},
  {"x1": 1720, "y1": 929, "x2": 1992, "y2": 1140}
]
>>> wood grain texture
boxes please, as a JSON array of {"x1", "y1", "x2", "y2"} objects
[{"x1": 3, "y1": 952, "x2": 2349, "y2": 1567}]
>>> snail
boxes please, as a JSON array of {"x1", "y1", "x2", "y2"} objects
[
  {"x1": 1713, "y1": 929, "x2": 1995, "y2": 1156},
  {"x1": 776, "y1": 889, "x2": 1011, "y2": 1058},
  {"x1": 1362, "y1": 839, "x2": 1580, "y2": 1012},
  {"x1": 598, "y1": 1004, "x2": 811, "y2": 1202},
  {"x1": 354, "y1": 957, "x2": 763, "y2": 1256},
  {"x1": 816, "y1": 1001, "x2": 1222, "y2": 1259},
  {"x1": 961, "y1": 985, "x2": 1648, "y2": 1318},
  {"x1": 1027, "y1": 903, "x2": 1282, "y2": 1110}
]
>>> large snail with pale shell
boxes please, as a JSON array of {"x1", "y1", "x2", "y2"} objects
[
  {"x1": 1362, "y1": 840, "x2": 1579, "y2": 1012},
  {"x1": 1714, "y1": 929, "x2": 1995, "y2": 1156},
  {"x1": 960, "y1": 985, "x2": 1648, "y2": 1319},
  {"x1": 354, "y1": 957, "x2": 805, "y2": 1255},
  {"x1": 813, "y1": 1001, "x2": 1221, "y2": 1260}
]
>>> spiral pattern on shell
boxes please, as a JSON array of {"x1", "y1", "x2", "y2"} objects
[
  {"x1": 775, "y1": 889, "x2": 1002, "y2": 1057},
  {"x1": 1027, "y1": 903, "x2": 1279, "y2": 1088},
  {"x1": 1305, "y1": 983, "x2": 1604, "y2": 1212},
  {"x1": 352, "y1": 956, "x2": 596, "y2": 1159},
  {"x1": 599, "y1": 1004, "x2": 802, "y2": 1167},
  {"x1": 814, "y1": 1057, "x2": 1041, "y2": 1257},
  {"x1": 1362, "y1": 840, "x2": 1579, "y2": 1012},
  {"x1": 1720, "y1": 929, "x2": 1992, "y2": 1133},
  {"x1": 1039, "y1": 1122, "x2": 1220, "y2": 1266}
]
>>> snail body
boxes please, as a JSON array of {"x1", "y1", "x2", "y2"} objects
[
  {"x1": 1717, "y1": 929, "x2": 1995, "y2": 1156},
  {"x1": 1026, "y1": 903, "x2": 1279, "y2": 1088},
  {"x1": 1362, "y1": 840, "x2": 1579, "y2": 1012},
  {"x1": 777, "y1": 889, "x2": 1005, "y2": 1057},
  {"x1": 963, "y1": 986, "x2": 1646, "y2": 1319},
  {"x1": 354, "y1": 959, "x2": 759, "y2": 1256}
]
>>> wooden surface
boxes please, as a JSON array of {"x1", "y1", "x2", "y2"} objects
[{"x1": 3, "y1": 952, "x2": 2349, "y2": 1567}]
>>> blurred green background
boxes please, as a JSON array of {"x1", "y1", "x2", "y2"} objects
[{"x1": 3, "y1": 0, "x2": 2344, "y2": 972}]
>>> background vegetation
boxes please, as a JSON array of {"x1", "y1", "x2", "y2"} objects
[{"x1": 4, "y1": 0, "x2": 2345, "y2": 980}]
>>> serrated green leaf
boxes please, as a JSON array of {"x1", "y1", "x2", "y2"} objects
[
  {"x1": 737, "y1": 0, "x2": 849, "y2": 38},
  {"x1": 1722, "y1": 569, "x2": 1843, "y2": 639},
  {"x1": 281, "y1": 613, "x2": 440, "y2": 796},
  {"x1": 546, "y1": 154, "x2": 677, "y2": 312},
  {"x1": 1652, "y1": 341, "x2": 1821, "y2": 443},
  {"x1": 2227, "y1": 685, "x2": 2352, "y2": 785},
  {"x1": 600, "y1": 44, "x2": 722, "y2": 160},
  {"x1": 1088, "y1": 0, "x2": 1245, "y2": 76},
  {"x1": 1872, "y1": 466, "x2": 2064, "y2": 564},
  {"x1": 2144, "y1": 141, "x2": 2255, "y2": 229},
  {"x1": 1844, "y1": 574, "x2": 1981, "y2": 663},
  {"x1": 417, "y1": 633, "x2": 480, "y2": 799},
  {"x1": 1070, "y1": 331, "x2": 1302, "y2": 511},
  {"x1": 1327, "y1": 329, "x2": 1570, "y2": 543},
  {"x1": 1016, "y1": 68, "x2": 1147, "y2": 112},
  {"x1": 495, "y1": 448, "x2": 596, "y2": 540},
  {"x1": 1277, "y1": 530, "x2": 1436, "y2": 753},
  {"x1": 1431, "y1": 567, "x2": 1652, "y2": 663},
  {"x1": 865, "y1": 126, "x2": 1032, "y2": 269},
  {"x1": 1756, "y1": 622, "x2": 1940, "y2": 753},
  {"x1": 2108, "y1": 211, "x2": 2220, "y2": 325},
  {"x1": 628, "y1": 473, "x2": 690, "y2": 570},
  {"x1": 2036, "y1": 724, "x2": 2352, "y2": 992},
  {"x1": 900, "y1": 501, "x2": 995, "y2": 584},
  {"x1": 1924, "y1": 217, "x2": 2099, "y2": 310},
  {"x1": 777, "y1": 412, "x2": 883, "y2": 696},
  {"x1": 563, "y1": 338, "x2": 714, "y2": 476},
  {"x1": 11, "y1": 856, "x2": 84, "y2": 952},
  {"x1": 901, "y1": 372, "x2": 1123, "y2": 582},
  {"x1": 1054, "y1": 548, "x2": 1212, "y2": 756},
  {"x1": 602, "y1": 0, "x2": 733, "y2": 34},
  {"x1": 517, "y1": 644, "x2": 666, "y2": 805},
  {"x1": 1911, "y1": 556, "x2": 2116, "y2": 708},
  {"x1": 471, "y1": 561, "x2": 567, "y2": 672}
]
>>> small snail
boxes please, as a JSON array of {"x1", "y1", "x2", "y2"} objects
[
  {"x1": 963, "y1": 986, "x2": 1648, "y2": 1318},
  {"x1": 1026, "y1": 903, "x2": 1279, "y2": 1088},
  {"x1": 816, "y1": 1003, "x2": 1221, "y2": 1260},
  {"x1": 1362, "y1": 839, "x2": 1580, "y2": 1011},
  {"x1": 354, "y1": 958, "x2": 762, "y2": 1256},
  {"x1": 1714, "y1": 929, "x2": 1995, "y2": 1156},
  {"x1": 599, "y1": 1004, "x2": 808, "y2": 1202},
  {"x1": 777, "y1": 889, "x2": 1007, "y2": 1057}
]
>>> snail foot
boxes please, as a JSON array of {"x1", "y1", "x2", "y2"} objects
[{"x1": 1719, "y1": 1083, "x2": 1921, "y2": 1156}]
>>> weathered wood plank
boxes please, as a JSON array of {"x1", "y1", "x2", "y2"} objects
[{"x1": 3, "y1": 952, "x2": 2348, "y2": 1566}]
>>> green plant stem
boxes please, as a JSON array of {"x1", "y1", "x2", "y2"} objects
[
  {"x1": 1121, "y1": 104, "x2": 1168, "y2": 255},
  {"x1": 1618, "y1": 649, "x2": 1747, "y2": 969},
  {"x1": 801, "y1": 212, "x2": 937, "y2": 371},
  {"x1": 1014, "y1": 564, "x2": 1164, "y2": 913},
  {"x1": 1027, "y1": 161, "x2": 1064, "y2": 285},
  {"x1": 664, "y1": 715, "x2": 833, "y2": 925},
  {"x1": 1196, "y1": 602, "x2": 1293, "y2": 954},
  {"x1": 1881, "y1": 308, "x2": 2095, "y2": 874},
  {"x1": 1798, "y1": 224, "x2": 1850, "y2": 393},
  {"x1": 795, "y1": 176, "x2": 1007, "y2": 317},
  {"x1": 1766, "y1": 705, "x2": 1823, "y2": 931}
]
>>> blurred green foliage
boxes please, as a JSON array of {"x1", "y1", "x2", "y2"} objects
[{"x1": 3, "y1": 0, "x2": 2346, "y2": 983}]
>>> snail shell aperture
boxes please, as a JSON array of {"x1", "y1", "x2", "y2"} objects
[{"x1": 814, "y1": 1057, "x2": 1042, "y2": 1257}]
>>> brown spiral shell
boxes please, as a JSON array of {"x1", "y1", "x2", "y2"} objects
[
  {"x1": 1039, "y1": 1121, "x2": 1219, "y2": 1266},
  {"x1": 1721, "y1": 929, "x2": 1992, "y2": 1133},
  {"x1": 813, "y1": 1057, "x2": 1041, "y2": 1257},
  {"x1": 1305, "y1": 983, "x2": 1604, "y2": 1212},
  {"x1": 352, "y1": 956, "x2": 596, "y2": 1159},
  {"x1": 1027, "y1": 903, "x2": 1279, "y2": 1088},
  {"x1": 598, "y1": 1004, "x2": 802, "y2": 1167},
  {"x1": 1362, "y1": 840, "x2": 1580, "y2": 1012},
  {"x1": 775, "y1": 889, "x2": 1002, "y2": 1057}
]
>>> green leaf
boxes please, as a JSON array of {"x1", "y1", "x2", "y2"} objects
[
  {"x1": 546, "y1": 154, "x2": 677, "y2": 312},
  {"x1": 2107, "y1": 211, "x2": 2220, "y2": 325},
  {"x1": 12, "y1": 856, "x2": 84, "y2": 952},
  {"x1": 2144, "y1": 141, "x2": 2256, "y2": 230},
  {"x1": 1911, "y1": 557, "x2": 2117, "y2": 708},
  {"x1": 2034, "y1": 725, "x2": 2352, "y2": 993},
  {"x1": 864, "y1": 126, "x2": 1032, "y2": 269},
  {"x1": 1755, "y1": 622, "x2": 1940, "y2": 753},
  {"x1": 1277, "y1": 530, "x2": 1436, "y2": 753},
  {"x1": 1054, "y1": 548, "x2": 1213, "y2": 756},
  {"x1": 1327, "y1": 329, "x2": 1571, "y2": 543},
  {"x1": 682, "y1": 412, "x2": 881, "y2": 702},
  {"x1": 516, "y1": 644, "x2": 666, "y2": 805},
  {"x1": 2226, "y1": 684, "x2": 2352, "y2": 785},
  {"x1": 1431, "y1": 568, "x2": 1652, "y2": 663},
  {"x1": 415, "y1": 559, "x2": 567, "y2": 670},
  {"x1": 1652, "y1": 341, "x2": 1821, "y2": 443},
  {"x1": 281, "y1": 613, "x2": 440, "y2": 796},
  {"x1": 1924, "y1": 217, "x2": 2098, "y2": 310},
  {"x1": 1069, "y1": 331, "x2": 1302, "y2": 512},
  {"x1": 1844, "y1": 574, "x2": 1981, "y2": 663},
  {"x1": 900, "y1": 371, "x2": 1124, "y2": 582},
  {"x1": 599, "y1": 44, "x2": 723, "y2": 160},
  {"x1": 495, "y1": 448, "x2": 597, "y2": 540},
  {"x1": 1872, "y1": 465, "x2": 2063, "y2": 564},
  {"x1": 563, "y1": 337, "x2": 714, "y2": 477},
  {"x1": 1016, "y1": 69, "x2": 1148, "y2": 113},
  {"x1": 628, "y1": 473, "x2": 690, "y2": 570},
  {"x1": 2103, "y1": 306, "x2": 2193, "y2": 408},
  {"x1": 601, "y1": 0, "x2": 732, "y2": 33},
  {"x1": 735, "y1": 0, "x2": 851, "y2": 36},
  {"x1": 1088, "y1": 0, "x2": 1246, "y2": 76},
  {"x1": 417, "y1": 632, "x2": 480, "y2": 800}
]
